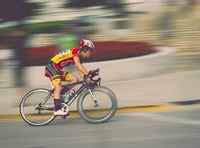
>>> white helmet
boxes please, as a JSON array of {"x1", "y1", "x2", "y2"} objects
[{"x1": 79, "y1": 39, "x2": 95, "y2": 51}]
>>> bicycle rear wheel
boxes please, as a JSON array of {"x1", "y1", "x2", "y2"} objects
[
  {"x1": 77, "y1": 86, "x2": 118, "y2": 124},
  {"x1": 19, "y1": 88, "x2": 55, "y2": 126}
]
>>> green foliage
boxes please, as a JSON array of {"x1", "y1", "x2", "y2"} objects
[
  {"x1": 0, "y1": 20, "x2": 70, "y2": 35},
  {"x1": 26, "y1": 21, "x2": 70, "y2": 34}
]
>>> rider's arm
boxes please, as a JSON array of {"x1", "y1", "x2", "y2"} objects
[{"x1": 73, "y1": 56, "x2": 88, "y2": 77}]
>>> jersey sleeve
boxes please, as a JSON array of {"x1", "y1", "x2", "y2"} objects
[{"x1": 72, "y1": 48, "x2": 79, "y2": 57}]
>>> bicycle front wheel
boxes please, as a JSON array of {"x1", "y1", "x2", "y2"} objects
[
  {"x1": 77, "y1": 86, "x2": 118, "y2": 124},
  {"x1": 19, "y1": 88, "x2": 55, "y2": 126}
]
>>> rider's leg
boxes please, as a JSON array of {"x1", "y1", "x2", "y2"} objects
[
  {"x1": 51, "y1": 77, "x2": 66, "y2": 112},
  {"x1": 61, "y1": 71, "x2": 79, "y2": 83},
  {"x1": 53, "y1": 80, "x2": 70, "y2": 116},
  {"x1": 68, "y1": 74, "x2": 78, "y2": 93},
  {"x1": 61, "y1": 72, "x2": 78, "y2": 98},
  {"x1": 53, "y1": 72, "x2": 78, "y2": 111},
  {"x1": 53, "y1": 73, "x2": 78, "y2": 115},
  {"x1": 45, "y1": 63, "x2": 68, "y2": 115},
  {"x1": 53, "y1": 81, "x2": 62, "y2": 111},
  {"x1": 53, "y1": 81, "x2": 69, "y2": 115},
  {"x1": 68, "y1": 74, "x2": 79, "y2": 83}
]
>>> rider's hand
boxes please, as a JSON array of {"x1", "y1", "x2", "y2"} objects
[{"x1": 87, "y1": 70, "x2": 96, "y2": 78}]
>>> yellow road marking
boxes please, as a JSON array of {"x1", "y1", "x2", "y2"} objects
[
  {"x1": 117, "y1": 105, "x2": 180, "y2": 114},
  {"x1": 0, "y1": 105, "x2": 180, "y2": 122}
]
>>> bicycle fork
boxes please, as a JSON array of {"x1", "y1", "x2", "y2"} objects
[{"x1": 88, "y1": 88, "x2": 99, "y2": 107}]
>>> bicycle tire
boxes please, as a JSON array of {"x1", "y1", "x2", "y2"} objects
[
  {"x1": 77, "y1": 86, "x2": 118, "y2": 124},
  {"x1": 19, "y1": 88, "x2": 55, "y2": 126}
]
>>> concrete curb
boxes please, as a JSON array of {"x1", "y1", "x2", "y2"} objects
[{"x1": 4, "y1": 46, "x2": 173, "y2": 87}]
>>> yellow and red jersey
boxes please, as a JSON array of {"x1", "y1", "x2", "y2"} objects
[{"x1": 50, "y1": 48, "x2": 79, "y2": 71}]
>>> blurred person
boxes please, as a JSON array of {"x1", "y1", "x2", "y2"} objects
[
  {"x1": 0, "y1": 36, "x2": 15, "y2": 86},
  {"x1": 0, "y1": 36, "x2": 6, "y2": 85},
  {"x1": 6, "y1": 23, "x2": 28, "y2": 87},
  {"x1": 56, "y1": 24, "x2": 81, "y2": 51},
  {"x1": 44, "y1": 39, "x2": 96, "y2": 116},
  {"x1": 157, "y1": 2, "x2": 174, "y2": 45},
  {"x1": 0, "y1": 36, "x2": 5, "y2": 66}
]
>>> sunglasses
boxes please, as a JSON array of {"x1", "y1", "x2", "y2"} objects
[{"x1": 82, "y1": 49, "x2": 91, "y2": 53}]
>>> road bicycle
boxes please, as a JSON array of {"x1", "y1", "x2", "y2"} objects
[{"x1": 19, "y1": 68, "x2": 118, "y2": 126}]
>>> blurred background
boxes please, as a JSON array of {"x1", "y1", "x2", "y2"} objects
[{"x1": 0, "y1": 0, "x2": 199, "y2": 88}]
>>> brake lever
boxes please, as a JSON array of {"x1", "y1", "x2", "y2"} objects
[{"x1": 95, "y1": 68, "x2": 99, "y2": 75}]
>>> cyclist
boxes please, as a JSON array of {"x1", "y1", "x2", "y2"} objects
[{"x1": 44, "y1": 39, "x2": 95, "y2": 116}]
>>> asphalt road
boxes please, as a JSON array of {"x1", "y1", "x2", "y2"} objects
[{"x1": 1, "y1": 105, "x2": 200, "y2": 148}]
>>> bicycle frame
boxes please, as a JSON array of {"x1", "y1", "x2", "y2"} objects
[
  {"x1": 66, "y1": 82, "x2": 88, "y2": 106},
  {"x1": 60, "y1": 79, "x2": 99, "y2": 107}
]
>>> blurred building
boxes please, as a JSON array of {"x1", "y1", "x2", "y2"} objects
[{"x1": 0, "y1": 0, "x2": 199, "y2": 70}]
